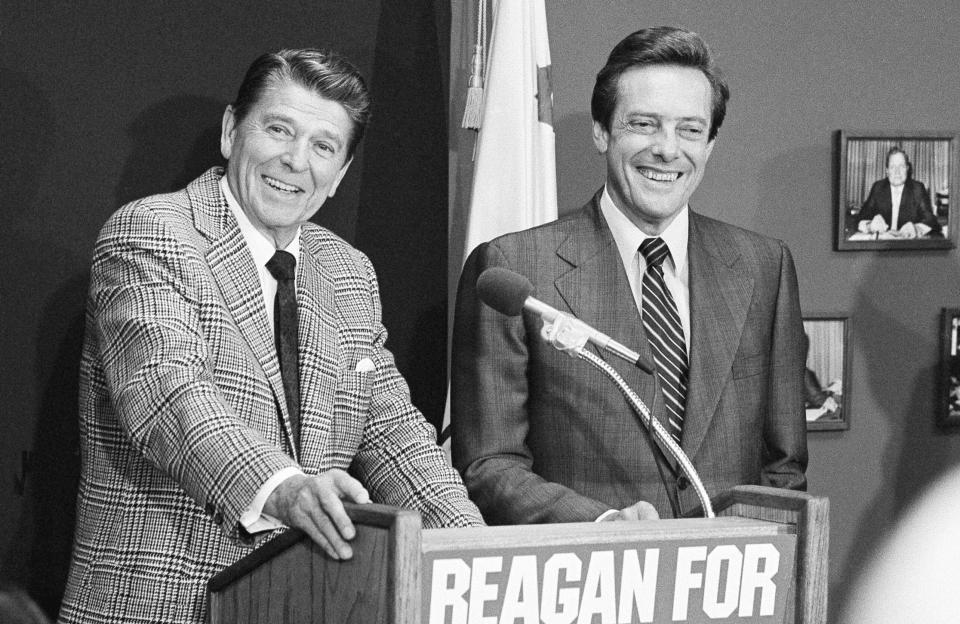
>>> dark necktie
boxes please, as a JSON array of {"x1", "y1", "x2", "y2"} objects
[
  {"x1": 639, "y1": 237, "x2": 688, "y2": 444},
  {"x1": 266, "y1": 250, "x2": 300, "y2": 446}
]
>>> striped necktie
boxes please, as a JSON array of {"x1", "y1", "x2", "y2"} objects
[{"x1": 639, "y1": 237, "x2": 688, "y2": 444}]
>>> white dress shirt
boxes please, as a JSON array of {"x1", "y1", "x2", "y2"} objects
[{"x1": 889, "y1": 183, "x2": 904, "y2": 230}]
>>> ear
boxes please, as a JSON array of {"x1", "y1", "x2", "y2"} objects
[
  {"x1": 592, "y1": 120, "x2": 610, "y2": 154},
  {"x1": 328, "y1": 157, "x2": 353, "y2": 197},
  {"x1": 220, "y1": 106, "x2": 237, "y2": 160}
]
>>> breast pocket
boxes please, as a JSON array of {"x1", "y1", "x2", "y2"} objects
[{"x1": 327, "y1": 369, "x2": 374, "y2": 466}]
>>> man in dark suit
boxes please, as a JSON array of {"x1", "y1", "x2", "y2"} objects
[
  {"x1": 451, "y1": 26, "x2": 807, "y2": 524},
  {"x1": 857, "y1": 147, "x2": 940, "y2": 238},
  {"x1": 59, "y1": 49, "x2": 481, "y2": 624}
]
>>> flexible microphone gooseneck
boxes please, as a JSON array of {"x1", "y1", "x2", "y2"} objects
[
  {"x1": 477, "y1": 266, "x2": 714, "y2": 518},
  {"x1": 477, "y1": 267, "x2": 655, "y2": 375}
]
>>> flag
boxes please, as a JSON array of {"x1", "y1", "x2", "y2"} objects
[
  {"x1": 442, "y1": 0, "x2": 558, "y2": 460},
  {"x1": 461, "y1": 0, "x2": 557, "y2": 263}
]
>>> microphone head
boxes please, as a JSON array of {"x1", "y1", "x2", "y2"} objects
[{"x1": 476, "y1": 267, "x2": 534, "y2": 317}]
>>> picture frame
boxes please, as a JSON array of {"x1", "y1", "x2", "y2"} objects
[
  {"x1": 836, "y1": 130, "x2": 958, "y2": 251},
  {"x1": 939, "y1": 308, "x2": 960, "y2": 428},
  {"x1": 803, "y1": 314, "x2": 850, "y2": 431}
]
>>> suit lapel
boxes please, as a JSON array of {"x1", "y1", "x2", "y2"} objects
[
  {"x1": 189, "y1": 169, "x2": 297, "y2": 457},
  {"x1": 554, "y1": 196, "x2": 662, "y2": 421},
  {"x1": 294, "y1": 236, "x2": 339, "y2": 464},
  {"x1": 683, "y1": 213, "x2": 754, "y2": 459}
]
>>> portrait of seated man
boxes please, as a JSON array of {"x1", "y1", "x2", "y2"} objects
[{"x1": 853, "y1": 146, "x2": 941, "y2": 240}]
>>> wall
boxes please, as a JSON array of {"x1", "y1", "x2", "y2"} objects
[
  {"x1": 0, "y1": 0, "x2": 449, "y2": 617},
  {"x1": 450, "y1": 0, "x2": 960, "y2": 619}
]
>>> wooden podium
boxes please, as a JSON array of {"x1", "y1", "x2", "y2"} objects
[{"x1": 208, "y1": 486, "x2": 827, "y2": 623}]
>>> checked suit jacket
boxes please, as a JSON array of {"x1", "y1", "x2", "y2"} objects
[
  {"x1": 451, "y1": 191, "x2": 807, "y2": 524},
  {"x1": 59, "y1": 168, "x2": 481, "y2": 624}
]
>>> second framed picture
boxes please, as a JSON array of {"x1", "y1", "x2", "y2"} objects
[
  {"x1": 836, "y1": 130, "x2": 958, "y2": 251},
  {"x1": 939, "y1": 308, "x2": 960, "y2": 428},
  {"x1": 803, "y1": 315, "x2": 850, "y2": 431}
]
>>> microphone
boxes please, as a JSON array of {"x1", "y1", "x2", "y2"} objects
[{"x1": 477, "y1": 267, "x2": 654, "y2": 375}]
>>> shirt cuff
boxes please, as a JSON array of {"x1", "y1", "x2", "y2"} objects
[
  {"x1": 595, "y1": 509, "x2": 619, "y2": 522},
  {"x1": 239, "y1": 466, "x2": 304, "y2": 534}
]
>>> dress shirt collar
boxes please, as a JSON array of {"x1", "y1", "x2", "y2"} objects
[
  {"x1": 219, "y1": 174, "x2": 300, "y2": 266},
  {"x1": 599, "y1": 186, "x2": 689, "y2": 275}
]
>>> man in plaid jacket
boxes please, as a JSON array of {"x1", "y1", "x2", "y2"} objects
[{"x1": 58, "y1": 49, "x2": 482, "y2": 624}]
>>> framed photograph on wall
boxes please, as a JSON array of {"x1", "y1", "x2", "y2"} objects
[
  {"x1": 836, "y1": 130, "x2": 958, "y2": 251},
  {"x1": 803, "y1": 314, "x2": 850, "y2": 431},
  {"x1": 939, "y1": 308, "x2": 960, "y2": 428}
]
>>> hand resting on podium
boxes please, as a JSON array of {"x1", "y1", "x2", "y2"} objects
[
  {"x1": 264, "y1": 469, "x2": 371, "y2": 561},
  {"x1": 599, "y1": 500, "x2": 661, "y2": 521}
]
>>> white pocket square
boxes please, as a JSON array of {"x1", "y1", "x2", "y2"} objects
[{"x1": 354, "y1": 357, "x2": 375, "y2": 373}]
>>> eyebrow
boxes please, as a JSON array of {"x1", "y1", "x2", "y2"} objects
[
  {"x1": 260, "y1": 112, "x2": 298, "y2": 127},
  {"x1": 624, "y1": 112, "x2": 708, "y2": 125},
  {"x1": 261, "y1": 113, "x2": 345, "y2": 146}
]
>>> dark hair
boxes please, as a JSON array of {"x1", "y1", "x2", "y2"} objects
[
  {"x1": 885, "y1": 146, "x2": 912, "y2": 178},
  {"x1": 591, "y1": 26, "x2": 730, "y2": 141},
  {"x1": 231, "y1": 48, "x2": 371, "y2": 157}
]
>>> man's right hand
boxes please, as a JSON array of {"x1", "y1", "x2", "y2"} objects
[
  {"x1": 602, "y1": 500, "x2": 660, "y2": 521},
  {"x1": 263, "y1": 469, "x2": 371, "y2": 560}
]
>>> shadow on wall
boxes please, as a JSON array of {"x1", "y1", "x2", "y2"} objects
[
  {"x1": 355, "y1": 0, "x2": 449, "y2": 433},
  {"x1": 0, "y1": 67, "x2": 77, "y2": 619},
  {"x1": 114, "y1": 94, "x2": 226, "y2": 207},
  {"x1": 831, "y1": 251, "x2": 960, "y2": 618},
  {"x1": 16, "y1": 274, "x2": 87, "y2": 618},
  {"x1": 0, "y1": 68, "x2": 53, "y2": 208},
  {"x1": 0, "y1": 583, "x2": 51, "y2": 624},
  {"x1": 3, "y1": 93, "x2": 229, "y2": 619}
]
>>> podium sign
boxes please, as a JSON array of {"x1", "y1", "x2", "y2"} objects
[
  {"x1": 209, "y1": 486, "x2": 827, "y2": 624},
  {"x1": 424, "y1": 534, "x2": 796, "y2": 624}
]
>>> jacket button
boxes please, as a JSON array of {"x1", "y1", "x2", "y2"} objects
[
  {"x1": 213, "y1": 511, "x2": 224, "y2": 525},
  {"x1": 677, "y1": 476, "x2": 690, "y2": 490},
  {"x1": 204, "y1": 502, "x2": 216, "y2": 516}
]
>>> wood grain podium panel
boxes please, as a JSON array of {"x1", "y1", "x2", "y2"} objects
[
  {"x1": 714, "y1": 486, "x2": 830, "y2": 624},
  {"x1": 208, "y1": 504, "x2": 421, "y2": 623}
]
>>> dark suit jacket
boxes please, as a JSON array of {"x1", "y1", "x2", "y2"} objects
[
  {"x1": 59, "y1": 168, "x2": 481, "y2": 624},
  {"x1": 858, "y1": 178, "x2": 940, "y2": 234},
  {"x1": 451, "y1": 192, "x2": 807, "y2": 524}
]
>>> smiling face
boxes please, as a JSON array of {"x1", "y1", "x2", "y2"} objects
[
  {"x1": 220, "y1": 79, "x2": 354, "y2": 247},
  {"x1": 593, "y1": 64, "x2": 715, "y2": 235}
]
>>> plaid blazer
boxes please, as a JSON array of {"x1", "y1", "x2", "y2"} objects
[
  {"x1": 451, "y1": 191, "x2": 807, "y2": 523},
  {"x1": 59, "y1": 168, "x2": 481, "y2": 624}
]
